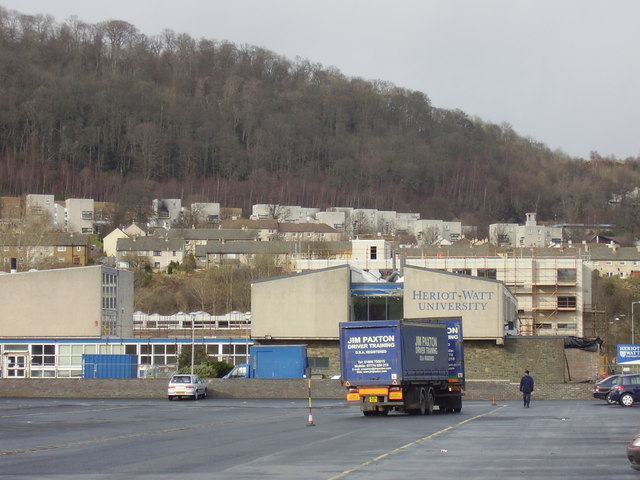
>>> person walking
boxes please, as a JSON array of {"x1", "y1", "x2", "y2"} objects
[{"x1": 520, "y1": 370, "x2": 534, "y2": 408}]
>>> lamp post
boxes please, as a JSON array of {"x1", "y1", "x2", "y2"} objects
[
  {"x1": 610, "y1": 315, "x2": 625, "y2": 370},
  {"x1": 190, "y1": 313, "x2": 195, "y2": 375},
  {"x1": 631, "y1": 301, "x2": 640, "y2": 345}
]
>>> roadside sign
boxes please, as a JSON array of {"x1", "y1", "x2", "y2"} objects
[{"x1": 617, "y1": 344, "x2": 640, "y2": 364}]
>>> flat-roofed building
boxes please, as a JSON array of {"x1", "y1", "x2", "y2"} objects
[{"x1": 0, "y1": 266, "x2": 133, "y2": 338}]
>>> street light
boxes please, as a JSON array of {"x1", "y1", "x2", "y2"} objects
[
  {"x1": 190, "y1": 313, "x2": 195, "y2": 375},
  {"x1": 632, "y1": 301, "x2": 640, "y2": 345},
  {"x1": 609, "y1": 315, "x2": 625, "y2": 371}
]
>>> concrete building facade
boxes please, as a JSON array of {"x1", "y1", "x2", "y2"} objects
[
  {"x1": 0, "y1": 266, "x2": 249, "y2": 378},
  {"x1": 251, "y1": 264, "x2": 517, "y2": 377},
  {"x1": 413, "y1": 219, "x2": 462, "y2": 244},
  {"x1": 288, "y1": 241, "x2": 590, "y2": 338},
  {"x1": 0, "y1": 266, "x2": 134, "y2": 338},
  {"x1": 64, "y1": 198, "x2": 95, "y2": 234},
  {"x1": 403, "y1": 266, "x2": 518, "y2": 341},
  {"x1": 190, "y1": 202, "x2": 221, "y2": 225},
  {"x1": 151, "y1": 199, "x2": 183, "y2": 228},
  {"x1": 490, "y1": 213, "x2": 563, "y2": 248}
]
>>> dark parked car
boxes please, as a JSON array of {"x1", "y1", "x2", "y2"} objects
[
  {"x1": 628, "y1": 434, "x2": 640, "y2": 470},
  {"x1": 608, "y1": 374, "x2": 640, "y2": 407},
  {"x1": 593, "y1": 375, "x2": 624, "y2": 404}
]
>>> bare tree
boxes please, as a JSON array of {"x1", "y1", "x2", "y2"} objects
[{"x1": 417, "y1": 225, "x2": 440, "y2": 246}]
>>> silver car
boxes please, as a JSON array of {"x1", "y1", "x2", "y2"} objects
[{"x1": 167, "y1": 374, "x2": 208, "y2": 401}]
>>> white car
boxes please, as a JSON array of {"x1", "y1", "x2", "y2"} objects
[{"x1": 167, "y1": 374, "x2": 208, "y2": 401}]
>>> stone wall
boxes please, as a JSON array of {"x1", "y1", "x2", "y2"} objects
[
  {"x1": 0, "y1": 378, "x2": 595, "y2": 401},
  {"x1": 464, "y1": 337, "x2": 598, "y2": 383}
]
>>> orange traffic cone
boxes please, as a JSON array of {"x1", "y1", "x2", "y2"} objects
[
  {"x1": 307, "y1": 411, "x2": 316, "y2": 427},
  {"x1": 491, "y1": 395, "x2": 497, "y2": 406}
]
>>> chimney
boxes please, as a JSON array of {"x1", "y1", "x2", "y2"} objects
[{"x1": 10, "y1": 258, "x2": 17, "y2": 273}]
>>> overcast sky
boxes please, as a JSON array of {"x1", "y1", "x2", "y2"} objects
[{"x1": 3, "y1": 1, "x2": 640, "y2": 159}]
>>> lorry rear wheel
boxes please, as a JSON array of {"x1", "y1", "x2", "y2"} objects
[
  {"x1": 419, "y1": 388, "x2": 427, "y2": 415},
  {"x1": 425, "y1": 390, "x2": 434, "y2": 415}
]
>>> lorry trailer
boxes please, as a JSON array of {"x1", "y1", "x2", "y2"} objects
[{"x1": 339, "y1": 319, "x2": 464, "y2": 416}]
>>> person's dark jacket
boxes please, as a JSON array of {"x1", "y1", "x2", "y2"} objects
[{"x1": 520, "y1": 375, "x2": 534, "y2": 393}]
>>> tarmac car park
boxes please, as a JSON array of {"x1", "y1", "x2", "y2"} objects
[{"x1": 0, "y1": 398, "x2": 638, "y2": 479}]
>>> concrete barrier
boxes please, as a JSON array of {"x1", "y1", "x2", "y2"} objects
[{"x1": 0, "y1": 378, "x2": 596, "y2": 401}]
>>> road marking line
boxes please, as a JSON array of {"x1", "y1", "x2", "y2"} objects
[
  {"x1": 327, "y1": 405, "x2": 507, "y2": 480},
  {"x1": 0, "y1": 405, "x2": 135, "y2": 419},
  {"x1": 0, "y1": 414, "x2": 271, "y2": 457}
]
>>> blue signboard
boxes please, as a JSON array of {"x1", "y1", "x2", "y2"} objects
[
  {"x1": 617, "y1": 344, "x2": 640, "y2": 365},
  {"x1": 439, "y1": 318, "x2": 465, "y2": 383},
  {"x1": 341, "y1": 325, "x2": 399, "y2": 384}
]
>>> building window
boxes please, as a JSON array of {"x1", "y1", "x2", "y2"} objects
[
  {"x1": 557, "y1": 269, "x2": 577, "y2": 283},
  {"x1": 149, "y1": 344, "x2": 178, "y2": 366},
  {"x1": 557, "y1": 323, "x2": 577, "y2": 329},
  {"x1": 57, "y1": 246, "x2": 67, "y2": 252},
  {"x1": 102, "y1": 272, "x2": 118, "y2": 312},
  {"x1": 352, "y1": 295, "x2": 403, "y2": 321},
  {"x1": 31, "y1": 344, "x2": 56, "y2": 365},
  {"x1": 153, "y1": 250, "x2": 161, "y2": 256},
  {"x1": 477, "y1": 269, "x2": 497, "y2": 279},
  {"x1": 558, "y1": 296, "x2": 577, "y2": 309},
  {"x1": 58, "y1": 344, "x2": 85, "y2": 367},
  {"x1": 82, "y1": 211, "x2": 93, "y2": 220},
  {"x1": 452, "y1": 269, "x2": 472, "y2": 276},
  {"x1": 308, "y1": 357, "x2": 329, "y2": 369}
]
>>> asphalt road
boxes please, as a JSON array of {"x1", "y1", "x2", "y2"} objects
[{"x1": 0, "y1": 397, "x2": 638, "y2": 479}]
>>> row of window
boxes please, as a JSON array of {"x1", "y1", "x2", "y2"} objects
[
  {"x1": 447, "y1": 268, "x2": 576, "y2": 283},
  {"x1": 537, "y1": 323, "x2": 578, "y2": 330},
  {"x1": 592, "y1": 260, "x2": 640, "y2": 266},
  {"x1": 102, "y1": 272, "x2": 118, "y2": 311},
  {"x1": 1, "y1": 342, "x2": 251, "y2": 378},
  {"x1": 3, "y1": 246, "x2": 84, "y2": 252}
]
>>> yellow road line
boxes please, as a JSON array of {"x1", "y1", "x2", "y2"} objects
[{"x1": 327, "y1": 405, "x2": 507, "y2": 480}]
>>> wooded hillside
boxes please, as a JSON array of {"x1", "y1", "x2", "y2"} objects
[{"x1": 1, "y1": 7, "x2": 639, "y2": 234}]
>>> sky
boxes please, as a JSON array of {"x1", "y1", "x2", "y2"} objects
[{"x1": 2, "y1": 0, "x2": 640, "y2": 160}]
